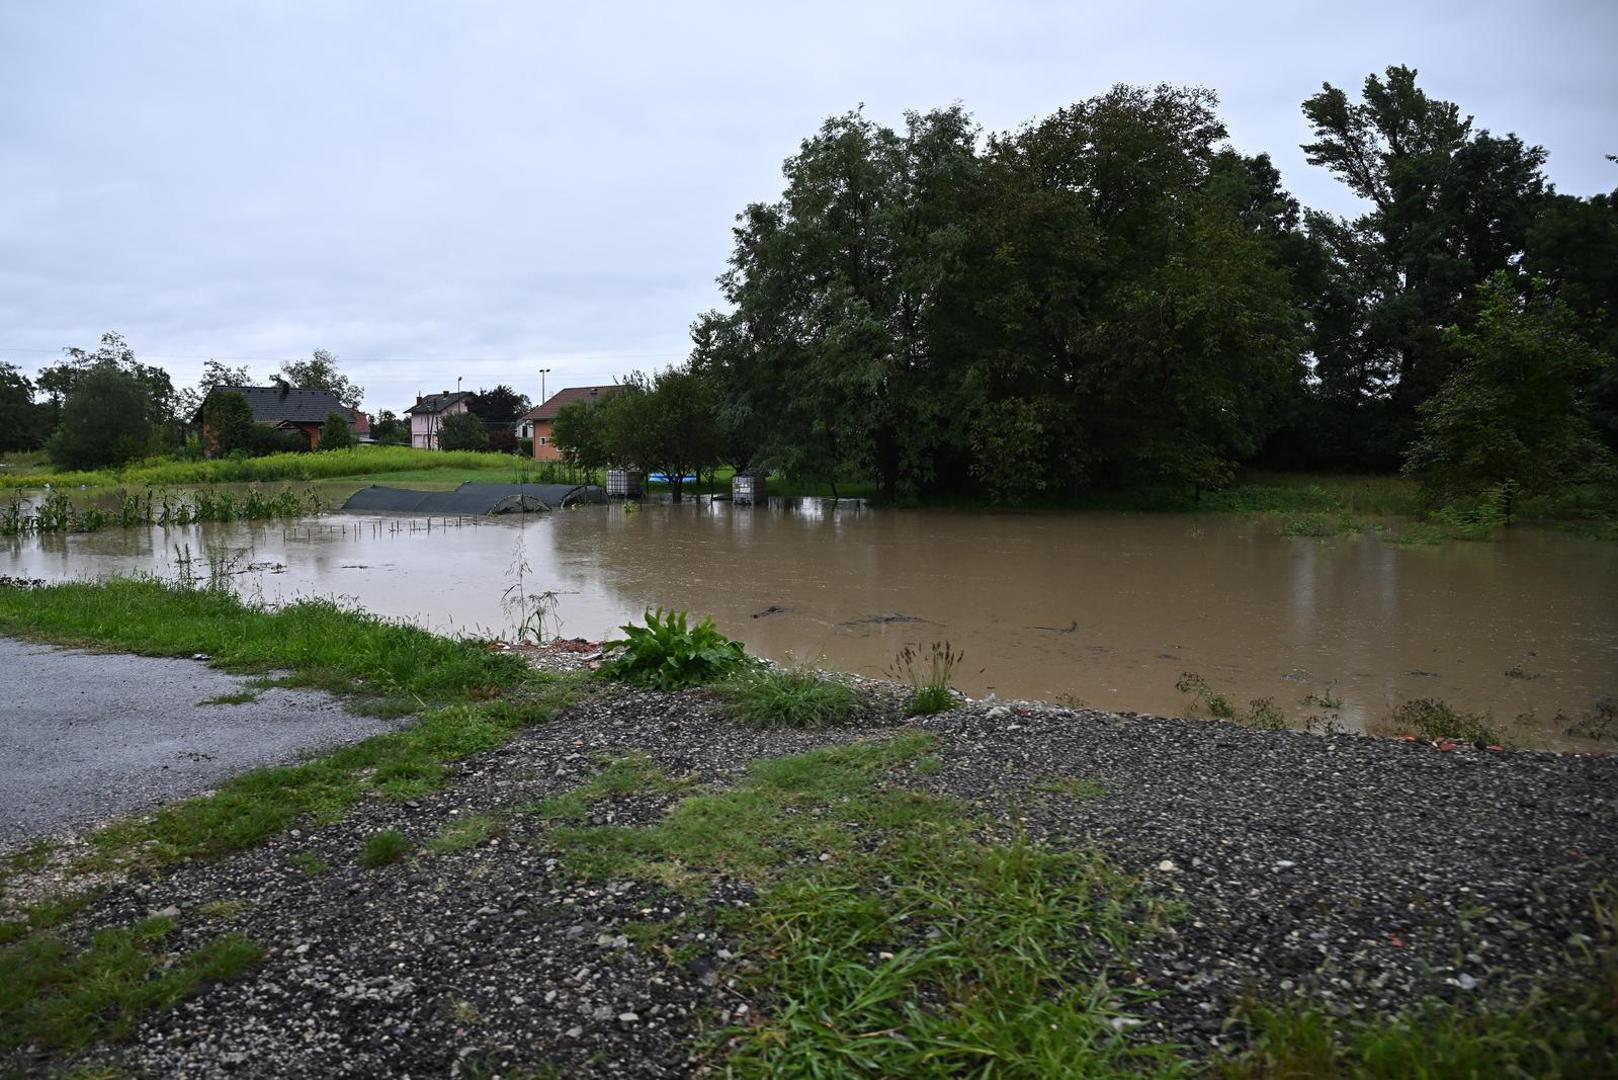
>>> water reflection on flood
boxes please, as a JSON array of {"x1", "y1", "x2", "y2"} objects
[{"x1": 5, "y1": 498, "x2": 1616, "y2": 749}]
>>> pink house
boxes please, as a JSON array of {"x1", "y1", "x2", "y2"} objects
[{"x1": 404, "y1": 391, "x2": 474, "y2": 449}]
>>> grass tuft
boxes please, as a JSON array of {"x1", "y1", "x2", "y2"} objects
[
  {"x1": 360, "y1": 830, "x2": 411, "y2": 868},
  {"x1": 718, "y1": 665, "x2": 860, "y2": 728},
  {"x1": 428, "y1": 814, "x2": 503, "y2": 855},
  {"x1": 0, "y1": 919, "x2": 262, "y2": 1052}
]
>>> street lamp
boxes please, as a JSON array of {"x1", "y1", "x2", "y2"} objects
[{"x1": 538, "y1": 368, "x2": 552, "y2": 404}]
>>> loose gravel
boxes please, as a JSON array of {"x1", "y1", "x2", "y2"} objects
[{"x1": 4, "y1": 689, "x2": 1614, "y2": 1078}]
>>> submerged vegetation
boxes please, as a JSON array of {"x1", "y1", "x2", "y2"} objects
[{"x1": 2, "y1": 485, "x2": 323, "y2": 536}]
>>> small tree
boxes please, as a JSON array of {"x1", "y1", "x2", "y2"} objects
[
  {"x1": 372, "y1": 410, "x2": 409, "y2": 444},
  {"x1": 438, "y1": 410, "x2": 489, "y2": 451},
  {"x1": 202, "y1": 391, "x2": 256, "y2": 456},
  {"x1": 1404, "y1": 273, "x2": 1618, "y2": 512},
  {"x1": 601, "y1": 367, "x2": 721, "y2": 502},
  {"x1": 319, "y1": 411, "x2": 355, "y2": 450},
  {"x1": 552, "y1": 399, "x2": 609, "y2": 480},
  {"x1": 47, "y1": 365, "x2": 153, "y2": 470},
  {"x1": 0, "y1": 363, "x2": 43, "y2": 452}
]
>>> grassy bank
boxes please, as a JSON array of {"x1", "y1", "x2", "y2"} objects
[
  {"x1": 1, "y1": 582, "x2": 1613, "y2": 1076},
  {"x1": 0, "y1": 445, "x2": 533, "y2": 491}
]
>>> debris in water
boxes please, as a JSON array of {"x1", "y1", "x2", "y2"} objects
[{"x1": 752, "y1": 605, "x2": 788, "y2": 619}]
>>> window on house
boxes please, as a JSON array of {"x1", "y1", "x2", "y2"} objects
[{"x1": 539, "y1": 436, "x2": 548, "y2": 445}]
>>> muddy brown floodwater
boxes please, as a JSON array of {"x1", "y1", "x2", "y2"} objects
[{"x1": 4, "y1": 498, "x2": 1616, "y2": 749}]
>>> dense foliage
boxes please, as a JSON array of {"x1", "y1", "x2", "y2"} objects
[
  {"x1": 437, "y1": 410, "x2": 489, "y2": 451},
  {"x1": 7, "y1": 66, "x2": 1616, "y2": 523},
  {"x1": 599, "y1": 608, "x2": 748, "y2": 690},
  {"x1": 319, "y1": 411, "x2": 356, "y2": 451}
]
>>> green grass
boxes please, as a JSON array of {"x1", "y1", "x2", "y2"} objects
[
  {"x1": 527, "y1": 752, "x2": 692, "y2": 824},
  {"x1": 717, "y1": 665, "x2": 861, "y2": 728},
  {"x1": 360, "y1": 830, "x2": 411, "y2": 868},
  {"x1": 1033, "y1": 775, "x2": 1108, "y2": 801},
  {"x1": 288, "y1": 853, "x2": 327, "y2": 876},
  {"x1": 544, "y1": 734, "x2": 1187, "y2": 1076},
  {"x1": 1220, "y1": 963, "x2": 1617, "y2": 1078},
  {"x1": 0, "y1": 915, "x2": 262, "y2": 1052},
  {"x1": 0, "y1": 576, "x2": 529, "y2": 707},
  {"x1": 427, "y1": 814, "x2": 503, "y2": 854},
  {"x1": 0, "y1": 445, "x2": 535, "y2": 491},
  {"x1": 0, "y1": 578, "x2": 581, "y2": 874}
]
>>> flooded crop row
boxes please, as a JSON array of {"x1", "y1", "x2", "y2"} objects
[{"x1": 4, "y1": 497, "x2": 1615, "y2": 750}]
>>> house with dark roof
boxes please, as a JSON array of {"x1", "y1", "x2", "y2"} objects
[
  {"x1": 197, "y1": 385, "x2": 354, "y2": 451},
  {"x1": 519, "y1": 386, "x2": 620, "y2": 461},
  {"x1": 404, "y1": 391, "x2": 475, "y2": 450}
]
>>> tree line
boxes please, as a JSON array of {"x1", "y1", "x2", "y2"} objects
[
  {"x1": 0, "y1": 336, "x2": 535, "y2": 467},
  {"x1": 551, "y1": 66, "x2": 1617, "y2": 516}
]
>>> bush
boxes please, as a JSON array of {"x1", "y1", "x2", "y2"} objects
[
  {"x1": 202, "y1": 391, "x2": 256, "y2": 456},
  {"x1": 600, "y1": 609, "x2": 747, "y2": 690},
  {"x1": 319, "y1": 411, "x2": 354, "y2": 451},
  {"x1": 47, "y1": 365, "x2": 153, "y2": 470},
  {"x1": 720, "y1": 665, "x2": 859, "y2": 728},
  {"x1": 438, "y1": 411, "x2": 489, "y2": 451}
]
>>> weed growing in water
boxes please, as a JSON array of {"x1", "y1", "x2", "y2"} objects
[
  {"x1": 1383, "y1": 699, "x2": 1503, "y2": 745},
  {"x1": 718, "y1": 662, "x2": 860, "y2": 728},
  {"x1": 1241, "y1": 697, "x2": 1288, "y2": 731},
  {"x1": 599, "y1": 609, "x2": 748, "y2": 690},
  {"x1": 890, "y1": 641, "x2": 962, "y2": 716},
  {"x1": 1566, "y1": 699, "x2": 1618, "y2": 743},
  {"x1": 1177, "y1": 672, "x2": 1236, "y2": 719},
  {"x1": 360, "y1": 830, "x2": 411, "y2": 868}
]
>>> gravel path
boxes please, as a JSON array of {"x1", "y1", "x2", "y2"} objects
[
  {"x1": 0, "y1": 637, "x2": 403, "y2": 849},
  {"x1": 4, "y1": 690, "x2": 1614, "y2": 1077}
]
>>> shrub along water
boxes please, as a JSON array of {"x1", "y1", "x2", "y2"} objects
[
  {"x1": 1, "y1": 485, "x2": 323, "y2": 536},
  {"x1": 599, "y1": 608, "x2": 748, "y2": 690},
  {"x1": 0, "y1": 444, "x2": 531, "y2": 491}
]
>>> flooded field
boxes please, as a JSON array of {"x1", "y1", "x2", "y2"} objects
[{"x1": 4, "y1": 497, "x2": 1616, "y2": 748}]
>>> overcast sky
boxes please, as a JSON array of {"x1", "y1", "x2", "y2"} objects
[{"x1": 3, "y1": 1, "x2": 1615, "y2": 414}]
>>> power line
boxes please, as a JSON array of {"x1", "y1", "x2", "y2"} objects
[{"x1": 0, "y1": 346, "x2": 687, "y2": 364}]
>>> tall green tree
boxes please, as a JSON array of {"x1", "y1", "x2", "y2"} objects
[
  {"x1": 278, "y1": 349, "x2": 364, "y2": 408},
  {"x1": 0, "y1": 364, "x2": 44, "y2": 452},
  {"x1": 39, "y1": 333, "x2": 180, "y2": 431},
  {"x1": 46, "y1": 365, "x2": 153, "y2": 470},
  {"x1": 201, "y1": 391, "x2": 256, "y2": 456},
  {"x1": 1300, "y1": 66, "x2": 1550, "y2": 461},
  {"x1": 1404, "y1": 273, "x2": 1617, "y2": 510}
]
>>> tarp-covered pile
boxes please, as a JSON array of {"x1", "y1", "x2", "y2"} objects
[{"x1": 340, "y1": 482, "x2": 606, "y2": 514}]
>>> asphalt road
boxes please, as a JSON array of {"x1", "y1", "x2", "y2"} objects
[{"x1": 0, "y1": 637, "x2": 402, "y2": 849}]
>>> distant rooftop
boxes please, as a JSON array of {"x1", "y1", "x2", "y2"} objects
[
  {"x1": 405, "y1": 391, "x2": 475, "y2": 415},
  {"x1": 202, "y1": 385, "x2": 346, "y2": 425},
  {"x1": 522, "y1": 385, "x2": 620, "y2": 422}
]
